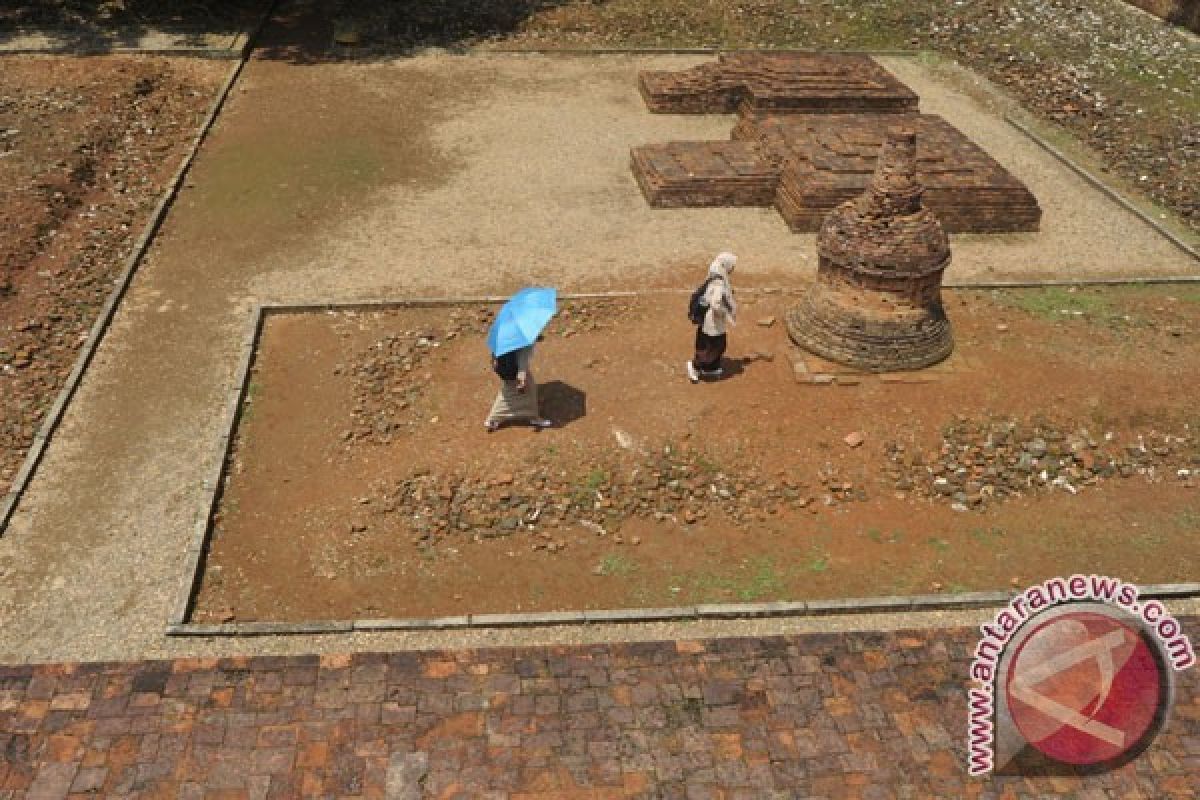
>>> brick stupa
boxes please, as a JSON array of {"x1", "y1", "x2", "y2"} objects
[{"x1": 786, "y1": 129, "x2": 953, "y2": 371}]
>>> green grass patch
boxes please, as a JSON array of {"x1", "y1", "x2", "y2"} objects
[
  {"x1": 595, "y1": 553, "x2": 638, "y2": 577},
  {"x1": 238, "y1": 378, "x2": 263, "y2": 423},
  {"x1": 968, "y1": 527, "x2": 1005, "y2": 546},
  {"x1": 1001, "y1": 288, "x2": 1116, "y2": 321},
  {"x1": 926, "y1": 536, "x2": 951, "y2": 554},
  {"x1": 669, "y1": 556, "x2": 790, "y2": 603},
  {"x1": 805, "y1": 545, "x2": 830, "y2": 573}
]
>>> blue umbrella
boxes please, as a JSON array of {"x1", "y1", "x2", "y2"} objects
[{"x1": 487, "y1": 287, "x2": 558, "y2": 356}]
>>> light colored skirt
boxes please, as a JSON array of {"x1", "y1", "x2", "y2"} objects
[{"x1": 486, "y1": 379, "x2": 539, "y2": 424}]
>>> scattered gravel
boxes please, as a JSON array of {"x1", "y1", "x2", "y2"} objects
[
  {"x1": 363, "y1": 441, "x2": 869, "y2": 554},
  {"x1": 921, "y1": 0, "x2": 1198, "y2": 228},
  {"x1": 885, "y1": 415, "x2": 1200, "y2": 511}
]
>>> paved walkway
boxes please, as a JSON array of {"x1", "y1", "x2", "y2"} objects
[{"x1": 3, "y1": 625, "x2": 1197, "y2": 798}]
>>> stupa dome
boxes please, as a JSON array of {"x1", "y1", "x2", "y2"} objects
[{"x1": 786, "y1": 129, "x2": 954, "y2": 371}]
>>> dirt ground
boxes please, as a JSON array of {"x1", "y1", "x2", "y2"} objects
[
  {"x1": 193, "y1": 286, "x2": 1200, "y2": 622},
  {"x1": 0, "y1": 55, "x2": 228, "y2": 487}
]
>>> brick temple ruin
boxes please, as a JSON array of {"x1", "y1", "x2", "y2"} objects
[
  {"x1": 630, "y1": 53, "x2": 1041, "y2": 233},
  {"x1": 786, "y1": 129, "x2": 954, "y2": 371},
  {"x1": 638, "y1": 52, "x2": 919, "y2": 114}
]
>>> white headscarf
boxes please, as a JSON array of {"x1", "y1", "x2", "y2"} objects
[{"x1": 707, "y1": 251, "x2": 737, "y2": 321}]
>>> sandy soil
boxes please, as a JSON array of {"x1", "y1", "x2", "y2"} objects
[
  {"x1": 1, "y1": 53, "x2": 1196, "y2": 664},
  {"x1": 193, "y1": 289, "x2": 1200, "y2": 622}
]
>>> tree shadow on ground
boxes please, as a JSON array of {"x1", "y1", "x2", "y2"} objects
[
  {"x1": 1167, "y1": 0, "x2": 1200, "y2": 32},
  {"x1": 254, "y1": 0, "x2": 576, "y2": 65},
  {"x1": 540, "y1": 380, "x2": 586, "y2": 428},
  {"x1": 0, "y1": 0, "x2": 268, "y2": 50}
]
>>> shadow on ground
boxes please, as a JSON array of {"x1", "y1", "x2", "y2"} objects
[
  {"x1": 254, "y1": 0, "x2": 576, "y2": 64},
  {"x1": 540, "y1": 380, "x2": 586, "y2": 428},
  {"x1": 716, "y1": 351, "x2": 775, "y2": 382},
  {"x1": 0, "y1": 0, "x2": 268, "y2": 49}
]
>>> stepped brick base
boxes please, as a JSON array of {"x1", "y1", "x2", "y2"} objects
[
  {"x1": 743, "y1": 113, "x2": 1042, "y2": 233},
  {"x1": 638, "y1": 52, "x2": 918, "y2": 114},
  {"x1": 630, "y1": 140, "x2": 779, "y2": 207},
  {"x1": 632, "y1": 113, "x2": 1041, "y2": 233},
  {"x1": 631, "y1": 53, "x2": 1041, "y2": 235}
]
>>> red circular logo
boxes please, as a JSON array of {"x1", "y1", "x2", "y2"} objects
[{"x1": 1005, "y1": 610, "x2": 1164, "y2": 766}]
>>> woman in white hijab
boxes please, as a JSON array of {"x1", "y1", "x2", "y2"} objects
[{"x1": 686, "y1": 251, "x2": 738, "y2": 382}]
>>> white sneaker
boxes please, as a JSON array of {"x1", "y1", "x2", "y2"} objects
[{"x1": 685, "y1": 361, "x2": 699, "y2": 383}]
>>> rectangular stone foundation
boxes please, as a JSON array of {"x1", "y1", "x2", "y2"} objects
[
  {"x1": 638, "y1": 53, "x2": 919, "y2": 114},
  {"x1": 630, "y1": 53, "x2": 1041, "y2": 234},
  {"x1": 743, "y1": 113, "x2": 1041, "y2": 233},
  {"x1": 630, "y1": 140, "x2": 780, "y2": 207},
  {"x1": 632, "y1": 112, "x2": 1041, "y2": 232}
]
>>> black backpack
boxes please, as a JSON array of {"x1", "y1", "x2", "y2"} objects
[
  {"x1": 492, "y1": 350, "x2": 519, "y2": 380},
  {"x1": 687, "y1": 276, "x2": 724, "y2": 325}
]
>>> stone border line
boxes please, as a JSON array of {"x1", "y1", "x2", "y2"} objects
[
  {"x1": 1004, "y1": 114, "x2": 1200, "y2": 266},
  {"x1": 946, "y1": 276, "x2": 1200, "y2": 289},
  {"x1": 166, "y1": 294, "x2": 1200, "y2": 637},
  {"x1": 0, "y1": 7, "x2": 276, "y2": 535}
]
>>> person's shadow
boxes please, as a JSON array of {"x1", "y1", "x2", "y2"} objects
[
  {"x1": 717, "y1": 351, "x2": 774, "y2": 380},
  {"x1": 540, "y1": 381, "x2": 586, "y2": 427}
]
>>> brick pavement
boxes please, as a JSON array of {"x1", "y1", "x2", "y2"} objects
[{"x1": 1, "y1": 624, "x2": 1197, "y2": 798}]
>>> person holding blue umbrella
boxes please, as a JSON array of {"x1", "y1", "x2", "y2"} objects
[{"x1": 484, "y1": 287, "x2": 557, "y2": 432}]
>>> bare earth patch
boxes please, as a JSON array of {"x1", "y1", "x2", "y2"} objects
[
  {"x1": 0, "y1": 55, "x2": 228, "y2": 487},
  {"x1": 193, "y1": 286, "x2": 1200, "y2": 623}
]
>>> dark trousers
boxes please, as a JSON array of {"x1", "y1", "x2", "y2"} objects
[{"x1": 693, "y1": 329, "x2": 727, "y2": 372}]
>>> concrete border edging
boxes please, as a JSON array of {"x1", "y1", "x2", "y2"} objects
[
  {"x1": 165, "y1": 585, "x2": 1200, "y2": 637},
  {"x1": 0, "y1": 42, "x2": 260, "y2": 536},
  {"x1": 168, "y1": 307, "x2": 266, "y2": 629},
  {"x1": 166, "y1": 295, "x2": 1200, "y2": 637},
  {"x1": 945, "y1": 276, "x2": 1200, "y2": 289}
]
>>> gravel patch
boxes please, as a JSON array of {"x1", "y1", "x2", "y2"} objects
[{"x1": 266, "y1": 53, "x2": 1195, "y2": 307}]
